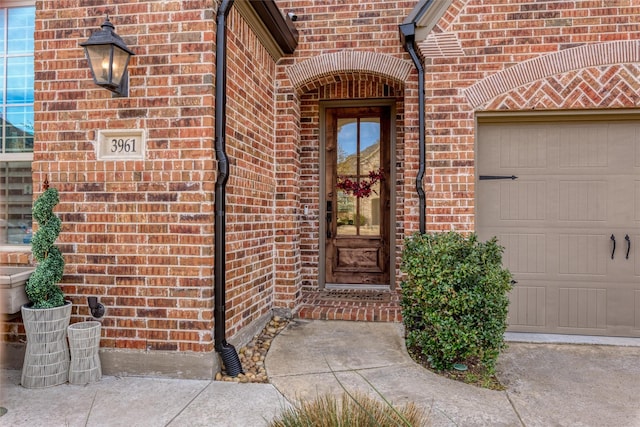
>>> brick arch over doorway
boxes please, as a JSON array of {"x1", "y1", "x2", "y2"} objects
[
  {"x1": 287, "y1": 51, "x2": 414, "y2": 94},
  {"x1": 464, "y1": 40, "x2": 640, "y2": 109},
  {"x1": 297, "y1": 70, "x2": 408, "y2": 321}
]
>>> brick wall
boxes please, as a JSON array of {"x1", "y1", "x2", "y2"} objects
[
  {"x1": 423, "y1": 0, "x2": 640, "y2": 231},
  {"x1": 223, "y1": 7, "x2": 278, "y2": 338},
  {"x1": 3, "y1": 0, "x2": 281, "y2": 374},
  {"x1": 27, "y1": 0, "x2": 218, "y2": 355}
]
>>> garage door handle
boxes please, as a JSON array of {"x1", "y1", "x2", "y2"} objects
[
  {"x1": 610, "y1": 234, "x2": 616, "y2": 259},
  {"x1": 625, "y1": 234, "x2": 631, "y2": 259}
]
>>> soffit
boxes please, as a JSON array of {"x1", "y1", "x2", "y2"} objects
[{"x1": 234, "y1": 0, "x2": 298, "y2": 62}]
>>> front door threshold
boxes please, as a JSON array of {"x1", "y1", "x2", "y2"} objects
[
  {"x1": 297, "y1": 288, "x2": 401, "y2": 322},
  {"x1": 325, "y1": 283, "x2": 390, "y2": 291}
]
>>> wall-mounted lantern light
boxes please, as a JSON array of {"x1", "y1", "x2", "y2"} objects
[{"x1": 80, "y1": 16, "x2": 134, "y2": 97}]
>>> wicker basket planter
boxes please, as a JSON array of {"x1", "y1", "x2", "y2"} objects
[
  {"x1": 20, "y1": 302, "x2": 72, "y2": 388},
  {"x1": 68, "y1": 321, "x2": 102, "y2": 385}
]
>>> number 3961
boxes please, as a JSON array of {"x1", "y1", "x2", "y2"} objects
[{"x1": 111, "y1": 138, "x2": 137, "y2": 153}]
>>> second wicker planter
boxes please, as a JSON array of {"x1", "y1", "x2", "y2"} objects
[{"x1": 67, "y1": 321, "x2": 102, "y2": 385}]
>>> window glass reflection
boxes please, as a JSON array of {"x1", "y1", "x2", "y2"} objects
[
  {"x1": 2, "y1": 6, "x2": 35, "y2": 155},
  {"x1": 335, "y1": 116, "x2": 381, "y2": 237},
  {"x1": 7, "y1": 7, "x2": 35, "y2": 54},
  {"x1": 337, "y1": 119, "x2": 357, "y2": 175},
  {"x1": 0, "y1": 161, "x2": 33, "y2": 245},
  {"x1": 1, "y1": 5, "x2": 35, "y2": 245},
  {"x1": 0, "y1": 10, "x2": 5, "y2": 49},
  {"x1": 0, "y1": 59, "x2": 4, "y2": 105},
  {"x1": 4, "y1": 106, "x2": 34, "y2": 152},
  {"x1": 7, "y1": 56, "x2": 34, "y2": 104}
]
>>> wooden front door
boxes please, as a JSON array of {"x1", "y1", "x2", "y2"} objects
[{"x1": 325, "y1": 107, "x2": 390, "y2": 286}]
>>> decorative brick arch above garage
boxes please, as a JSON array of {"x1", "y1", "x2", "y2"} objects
[
  {"x1": 465, "y1": 40, "x2": 640, "y2": 110},
  {"x1": 286, "y1": 51, "x2": 414, "y2": 94}
]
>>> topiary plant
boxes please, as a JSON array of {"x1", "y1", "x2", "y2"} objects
[
  {"x1": 400, "y1": 232, "x2": 512, "y2": 373},
  {"x1": 25, "y1": 181, "x2": 65, "y2": 309}
]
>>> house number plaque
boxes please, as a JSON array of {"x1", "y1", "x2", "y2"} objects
[{"x1": 97, "y1": 129, "x2": 145, "y2": 160}]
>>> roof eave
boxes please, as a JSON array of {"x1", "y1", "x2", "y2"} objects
[
  {"x1": 249, "y1": 0, "x2": 298, "y2": 55},
  {"x1": 403, "y1": 0, "x2": 454, "y2": 42}
]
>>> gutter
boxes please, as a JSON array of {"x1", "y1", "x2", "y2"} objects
[
  {"x1": 399, "y1": 22, "x2": 426, "y2": 234},
  {"x1": 214, "y1": 0, "x2": 243, "y2": 377}
]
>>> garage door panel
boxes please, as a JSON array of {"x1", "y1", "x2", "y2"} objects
[
  {"x1": 636, "y1": 129, "x2": 640, "y2": 167},
  {"x1": 501, "y1": 180, "x2": 547, "y2": 221},
  {"x1": 634, "y1": 233, "x2": 640, "y2": 277},
  {"x1": 500, "y1": 128, "x2": 548, "y2": 169},
  {"x1": 636, "y1": 291, "x2": 640, "y2": 330},
  {"x1": 558, "y1": 180, "x2": 607, "y2": 222},
  {"x1": 479, "y1": 125, "x2": 548, "y2": 169},
  {"x1": 483, "y1": 179, "x2": 614, "y2": 226},
  {"x1": 478, "y1": 181, "x2": 547, "y2": 224},
  {"x1": 635, "y1": 180, "x2": 640, "y2": 222},
  {"x1": 508, "y1": 285, "x2": 546, "y2": 327},
  {"x1": 605, "y1": 289, "x2": 638, "y2": 335},
  {"x1": 558, "y1": 287, "x2": 607, "y2": 330},
  {"x1": 478, "y1": 120, "x2": 640, "y2": 337},
  {"x1": 558, "y1": 234, "x2": 608, "y2": 276},
  {"x1": 558, "y1": 125, "x2": 608, "y2": 168},
  {"x1": 497, "y1": 233, "x2": 546, "y2": 274}
]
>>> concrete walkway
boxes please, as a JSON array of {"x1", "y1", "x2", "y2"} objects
[
  {"x1": 0, "y1": 369, "x2": 288, "y2": 426},
  {"x1": 1, "y1": 319, "x2": 639, "y2": 426},
  {"x1": 267, "y1": 320, "x2": 640, "y2": 426}
]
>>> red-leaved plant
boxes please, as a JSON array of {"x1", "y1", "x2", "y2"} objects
[{"x1": 337, "y1": 168, "x2": 384, "y2": 198}]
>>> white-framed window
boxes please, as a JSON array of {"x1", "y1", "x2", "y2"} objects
[{"x1": 1, "y1": 1, "x2": 34, "y2": 247}]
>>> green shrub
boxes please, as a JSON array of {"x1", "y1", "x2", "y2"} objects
[
  {"x1": 400, "y1": 232, "x2": 512, "y2": 373},
  {"x1": 25, "y1": 187, "x2": 65, "y2": 309}
]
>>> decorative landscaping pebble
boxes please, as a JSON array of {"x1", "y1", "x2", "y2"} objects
[{"x1": 216, "y1": 316, "x2": 289, "y2": 383}]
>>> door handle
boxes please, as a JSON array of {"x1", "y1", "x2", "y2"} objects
[
  {"x1": 610, "y1": 234, "x2": 616, "y2": 259},
  {"x1": 625, "y1": 234, "x2": 631, "y2": 259},
  {"x1": 326, "y1": 201, "x2": 333, "y2": 238}
]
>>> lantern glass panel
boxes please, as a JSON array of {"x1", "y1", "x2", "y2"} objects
[
  {"x1": 110, "y1": 46, "x2": 130, "y2": 86},
  {"x1": 85, "y1": 44, "x2": 112, "y2": 85}
]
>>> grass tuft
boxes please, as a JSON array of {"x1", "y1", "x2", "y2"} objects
[{"x1": 268, "y1": 392, "x2": 428, "y2": 427}]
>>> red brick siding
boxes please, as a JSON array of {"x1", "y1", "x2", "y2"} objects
[
  {"x1": 39, "y1": 0, "x2": 216, "y2": 353},
  {"x1": 424, "y1": 0, "x2": 640, "y2": 231},
  {"x1": 223, "y1": 8, "x2": 278, "y2": 338},
  {"x1": 272, "y1": 81, "x2": 302, "y2": 309},
  {"x1": 3, "y1": 0, "x2": 219, "y2": 352},
  {"x1": 2, "y1": 0, "x2": 280, "y2": 357}
]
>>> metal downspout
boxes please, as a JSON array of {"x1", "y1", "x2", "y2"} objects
[
  {"x1": 214, "y1": 0, "x2": 242, "y2": 376},
  {"x1": 400, "y1": 22, "x2": 426, "y2": 234}
]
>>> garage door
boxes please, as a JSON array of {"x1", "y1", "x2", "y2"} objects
[{"x1": 477, "y1": 118, "x2": 640, "y2": 337}]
